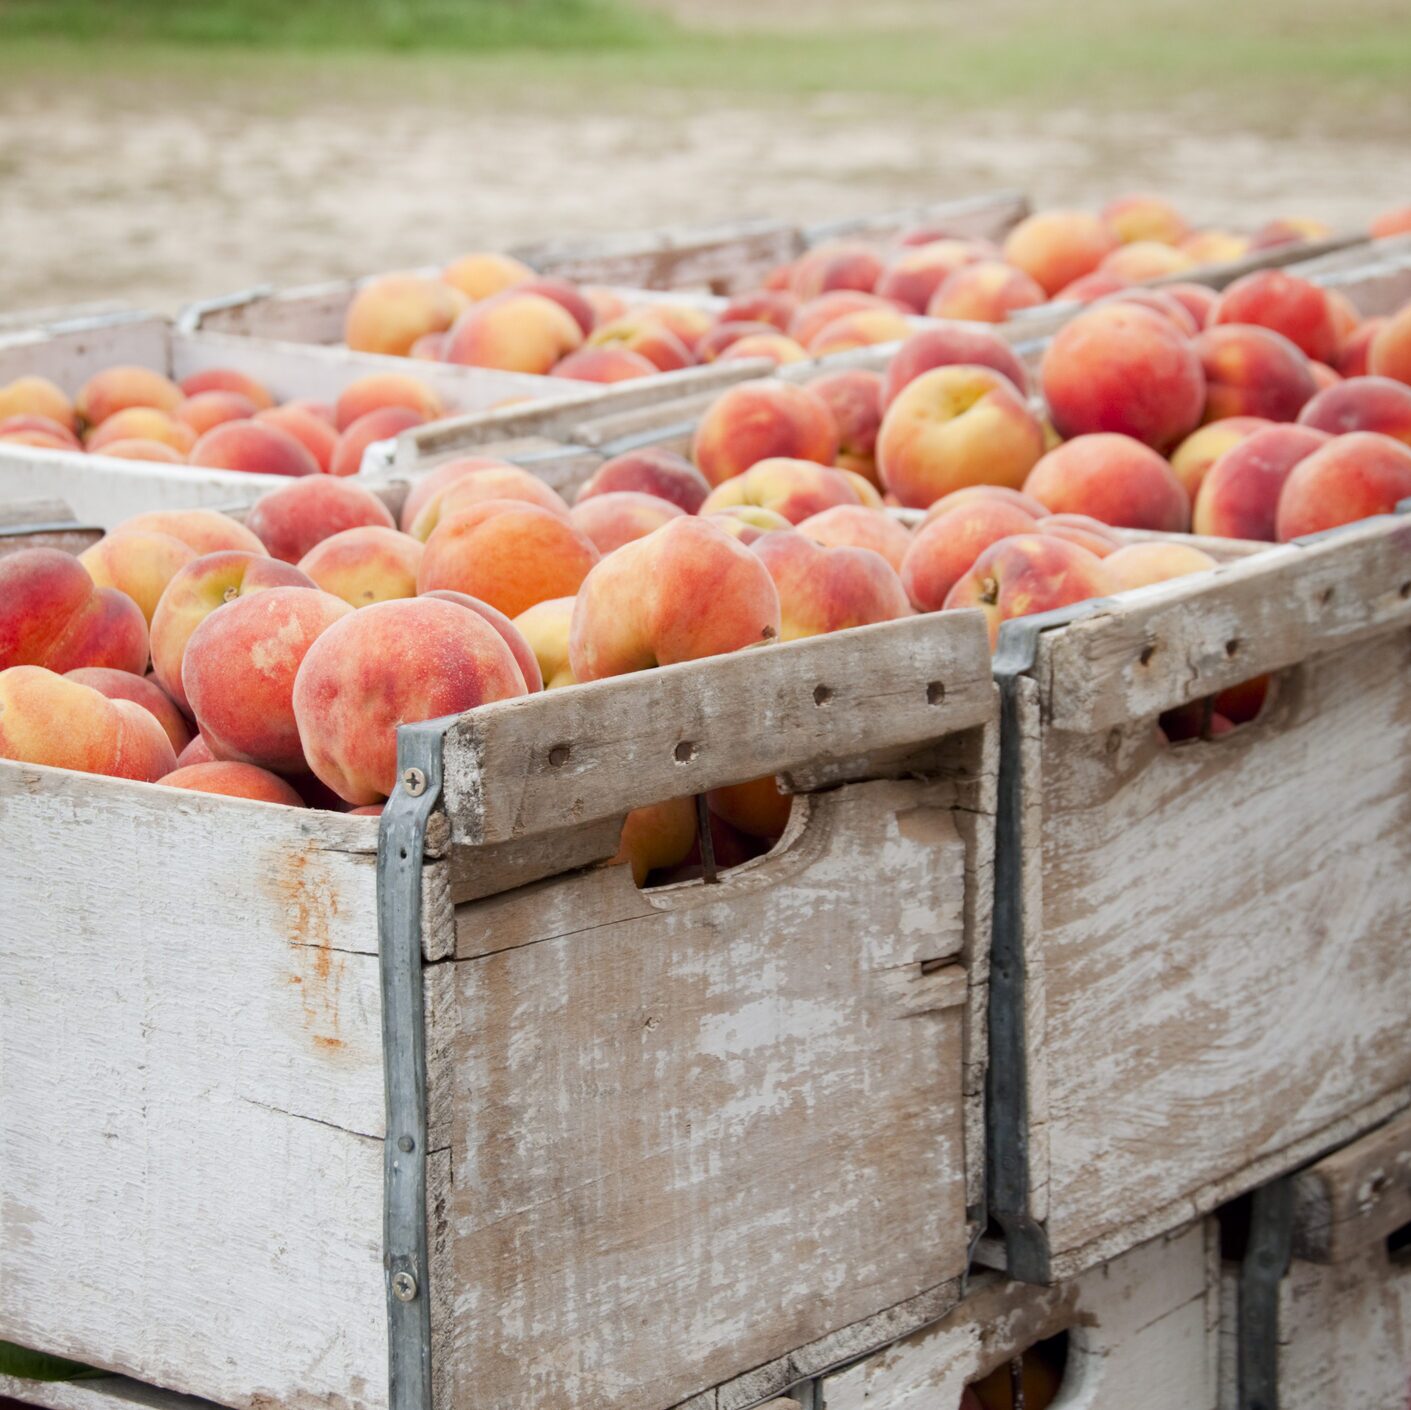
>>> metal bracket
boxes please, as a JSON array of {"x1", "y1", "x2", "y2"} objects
[
  {"x1": 985, "y1": 598, "x2": 1116, "y2": 1286},
  {"x1": 377, "y1": 722, "x2": 446, "y2": 1410},
  {"x1": 1238, "y1": 1176, "x2": 1296, "y2": 1410}
]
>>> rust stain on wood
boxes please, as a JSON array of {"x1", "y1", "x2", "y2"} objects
[{"x1": 265, "y1": 843, "x2": 348, "y2": 1053}]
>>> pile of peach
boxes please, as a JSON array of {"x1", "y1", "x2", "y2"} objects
[{"x1": 0, "y1": 366, "x2": 462, "y2": 477}]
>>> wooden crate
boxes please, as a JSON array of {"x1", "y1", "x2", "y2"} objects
[
  {"x1": 0, "y1": 609, "x2": 998, "y2": 1410},
  {"x1": 817, "y1": 1220, "x2": 1217, "y2": 1410}
]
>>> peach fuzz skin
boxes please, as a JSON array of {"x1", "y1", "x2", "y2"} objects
[
  {"x1": 292, "y1": 597, "x2": 528, "y2": 805},
  {"x1": 877, "y1": 364, "x2": 1045, "y2": 510},
  {"x1": 87, "y1": 407, "x2": 196, "y2": 455},
  {"x1": 1194, "y1": 325, "x2": 1317, "y2": 425},
  {"x1": 329, "y1": 407, "x2": 425, "y2": 478},
  {"x1": 875, "y1": 239, "x2": 990, "y2": 313},
  {"x1": 1002, "y1": 210, "x2": 1118, "y2": 297},
  {"x1": 334, "y1": 374, "x2": 442, "y2": 431},
  {"x1": 609, "y1": 797, "x2": 699, "y2": 886},
  {"x1": 74, "y1": 366, "x2": 182, "y2": 426},
  {"x1": 343, "y1": 273, "x2": 463, "y2": 358},
  {"x1": 700, "y1": 457, "x2": 866, "y2": 525},
  {"x1": 511, "y1": 596, "x2": 576, "y2": 689},
  {"x1": 1296, "y1": 376, "x2": 1411, "y2": 447},
  {"x1": 705, "y1": 506, "x2": 794, "y2": 544},
  {"x1": 160, "y1": 761, "x2": 306, "y2": 807},
  {"x1": 1193, "y1": 425, "x2": 1330, "y2": 541},
  {"x1": 707, "y1": 774, "x2": 792, "y2": 840},
  {"x1": 115, "y1": 509, "x2": 266, "y2": 558},
  {"x1": 1102, "y1": 542, "x2": 1217, "y2": 592},
  {"x1": 883, "y1": 325, "x2": 1030, "y2": 406},
  {"x1": 245, "y1": 476, "x2": 396, "y2": 564},
  {"x1": 1274, "y1": 432, "x2": 1411, "y2": 541},
  {"x1": 190, "y1": 421, "x2": 322, "y2": 478},
  {"x1": 901, "y1": 500, "x2": 1039, "y2": 612},
  {"x1": 575, "y1": 448, "x2": 711, "y2": 514},
  {"x1": 922, "y1": 485, "x2": 1049, "y2": 523},
  {"x1": 0, "y1": 667, "x2": 176, "y2": 781},
  {"x1": 797, "y1": 504, "x2": 913, "y2": 573},
  {"x1": 417, "y1": 500, "x2": 600, "y2": 619},
  {"x1": 569, "y1": 516, "x2": 781, "y2": 682},
  {"x1": 927, "y1": 262, "x2": 1045, "y2": 322},
  {"x1": 0, "y1": 375, "x2": 77, "y2": 430},
  {"x1": 409, "y1": 463, "x2": 569, "y2": 541},
  {"x1": 1025, "y1": 434, "x2": 1191, "y2": 532},
  {"x1": 1041, "y1": 302, "x2": 1205, "y2": 452},
  {"x1": 63, "y1": 667, "x2": 192, "y2": 754},
  {"x1": 1368, "y1": 303, "x2": 1411, "y2": 385},
  {"x1": 78, "y1": 530, "x2": 196, "y2": 625},
  {"x1": 1210, "y1": 271, "x2": 1339, "y2": 365},
  {"x1": 1169, "y1": 417, "x2": 1272, "y2": 500},
  {"x1": 586, "y1": 315, "x2": 693, "y2": 373},
  {"x1": 944, "y1": 534, "x2": 1116, "y2": 649},
  {"x1": 569, "y1": 491, "x2": 684, "y2": 555},
  {"x1": 179, "y1": 368, "x2": 275, "y2": 410},
  {"x1": 183, "y1": 586, "x2": 353, "y2": 775},
  {"x1": 691, "y1": 379, "x2": 840, "y2": 488},
  {"x1": 1101, "y1": 194, "x2": 1189, "y2": 246},
  {"x1": 399, "y1": 455, "x2": 515, "y2": 531},
  {"x1": 0, "y1": 548, "x2": 148, "y2": 676},
  {"x1": 444, "y1": 291, "x2": 584, "y2": 374},
  {"x1": 175, "y1": 392, "x2": 258, "y2": 439},
  {"x1": 550, "y1": 347, "x2": 658, "y2": 383},
  {"x1": 255, "y1": 406, "x2": 339, "y2": 472},
  {"x1": 750, "y1": 532, "x2": 910, "y2": 641},
  {"x1": 149, "y1": 552, "x2": 316, "y2": 713},
  {"x1": 441, "y1": 251, "x2": 534, "y2": 302},
  {"x1": 1035, "y1": 513, "x2": 1122, "y2": 557},
  {"x1": 298, "y1": 527, "x2": 424, "y2": 606},
  {"x1": 420, "y1": 590, "x2": 542, "y2": 692}
]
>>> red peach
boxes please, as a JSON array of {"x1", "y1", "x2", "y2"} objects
[
  {"x1": 1053, "y1": 271, "x2": 1130, "y2": 304},
  {"x1": 298, "y1": 526, "x2": 423, "y2": 606},
  {"x1": 75, "y1": 366, "x2": 182, "y2": 426},
  {"x1": 549, "y1": 347, "x2": 659, "y2": 382},
  {"x1": 78, "y1": 530, "x2": 197, "y2": 624},
  {"x1": 640, "y1": 304, "x2": 715, "y2": 356},
  {"x1": 408, "y1": 332, "x2": 447, "y2": 361},
  {"x1": 697, "y1": 321, "x2": 780, "y2": 362},
  {"x1": 0, "y1": 375, "x2": 76, "y2": 430},
  {"x1": 420, "y1": 590, "x2": 541, "y2": 692},
  {"x1": 1193, "y1": 424, "x2": 1331, "y2": 541},
  {"x1": 87, "y1": 407, "x2": 198, "y2": 455},
  {"x1": 1169, "y1": 417, "x2": 1272, "y2": 501},
  {"x1": 720, "y1": 290, "x2": 800, "y2": 330},
  {"x1": 285, "y1": 400, "x2": 336, "y2": 426},
  {"x1": 789, "y1": 291, "x2": 901, "y2": 348},
  {"x1": 1101, "y1": 194, "x2": 1189, "y2": 246},
  {"x1": 175, "y1": 391, "x2": 258, "y2": 438},
  {"x1": 190, "y1": 421, "x2": 322, "y2": 478},
  {"x1": 1274, "y1": 432, "x2": 1411, "y2": 540},
  {"x1": 1297, "y1": 375, "x2": 1411, "y2": 447},
  {"x1": 444, "y1": 290, "x2": 584, "y2": 373},
  {"x1": 1337, "y1": 319, "x2": 1387, "y2": 378},
  {"x1": 691, "y1": 379, "x2": 840, "y2": 488},
  {"x1": 1163, "y1": 283, "x2": 1219, "y2": 329},
  {"x1": 179, "y1": 369, "x2": 275, "y2": 410},
  {"x1": 1210, "y1": 271, "x2": 1340, "y2": 364},
  {"x1": 511, "y1": 596, "x2": 576, "y2": 689},
  {"x1": 1215, "y1": 675, "x2": 1271, "y2": 724},
  {"x1": 409, "y1": 463, "x2": 569, "y2": 541},
  {"x1": 88, "y1": 436, "x2": 186, "y2": 461},
  {"x1": 255, "y1": 406, "x2": 339, "y2": 472},
  {"x1": 1002, "y1": 211, "x2": 1119, "y2": 296},
  {"x1": 806, "y1": 310, "x2": 912, "y2": 357},
  {"x1": 1368, "y1": 303, "x2": 1411, "y2": 385},
  {"x1": 789, "y1": 242, "x2": 886, "y2": 300},
  {"x1": 883, "y1": 325, "x2": 1030, "y2": 406},
  {"x1": 160, "y1": 760, "x2": 305, "y2": 806},
  {"x1": 115, "y1": 511, "x2": 264, "y2": 560},
  {"x1": 0, "y1": 414, "x2": 80, "y2": 449},
  {"x1": 610, "y1": 797, "x2": 699, "y2": 886},
  {"x1": 1024, "y1": 433, "x2": 1191, "y2": 531},
  {"x1": 796, "y1": 504, "x2": 912, "y2": 572},
  {"x1": 928, "y1": 261, "x2": 1047, "y2": 322},
  {"x1": 515, "y1": 277, "x2": 597, "y2": 337},
  {"x1": 1249, "y1": 216, "x2": 1331, "y2": 250},
  {"x1": 1315, "y1": 360, "x2": 1346, "y2": 394},
  {"x1": 1195, "y1": 324, "x2": 1317, "y2": 424},
  {"x1": 442, "y1": 251, "x2": 534, "y2": 302},
  {"x1": 705, "y1": 506, "x2": 794, "y2": 544},
  {"x1": 922, "y1": 485, "x2": 1049, "y2": 522},
  {"x1": 751, "y1": 531, "x2": 910, "y2": 640},
  {"x1": 700, "y1": 457, "x2": 867, "y2": 524},
  {"x1": 397, "y1": 455, "x2": 516, "y2": 531},
  {"x1": 707, "y1": 775, "x2": 792, "y2": 841},
  {"x1": 1098, "y1": 241, "x2": 1195, "y2": 282},
  {"x1": 876, "y1": 239, "x2": 990, "y2": 313},
  {"x1": 1103, "y1": 541, "x2": 1217, "y2": 591},
  {"x1": 1035, "y1": 513, "x2": 1123, "y2": 557},
  {"x1": 345, "y1": 273, "x2": 463, "y2": 357},
  {"x1": 334, "y1": 374, "x2": 443, "y2": 431},
  {"x1": 329, "y1": 407, "x2": 425, "y2": 477},
  {"x1": 245, "y1": 476, "x2": 396, "y2": 563},
  {"x1": 65, "y1": 666, "x2": 191, "y2": 752},
  {"x1": 809, "y1": 368, "x2": 885, "y2": 483},
  {"x1": 585, "y1": 314, "x2": 693, "y2": 373},
  {"x1": 719, "y1": 333, "x2": 810, "y2": 366},
  {"x1": 901, "y1": 500, "x2": 1039, "y2": 611},
  {"x1": 1100, "y1": 288, "x2": 1200, "y2": 337},
  {"x1": 1180, "y1": 229, "x2": 1251, "y2": 265},
  {"x1": 1370, "y1": 207, "x2": 1411, "y2": 240},
  {"x1": 577, "y1": 448, "x2": 711, "y2": 514},
  {"x1": 569, "y1": 491, "x2": 684, "y2": 555},
  {"x1": 175, "y1": 733, "x2": 214, "y2": 767}
]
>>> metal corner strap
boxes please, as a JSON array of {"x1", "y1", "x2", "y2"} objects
[
  {"x1": 377, "y1": 722, "x2": 447, "y2": 1410},
  {"x1": 1238, "y1": 1176, "x2": 1295, "y2": 1410}
]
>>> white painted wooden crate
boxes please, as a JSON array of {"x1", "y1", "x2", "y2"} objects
[{"x1": 0, "y1": 609, "x2": 999, "y2": 1410}]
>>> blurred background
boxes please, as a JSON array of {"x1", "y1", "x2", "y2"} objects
[{"x1": 0, "y1": 0, "x2": 1405, "y2": 310}]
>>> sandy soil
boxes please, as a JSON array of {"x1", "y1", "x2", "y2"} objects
[{"x1": 0, "y1": 74, "x2": 1402, "y2": 318}]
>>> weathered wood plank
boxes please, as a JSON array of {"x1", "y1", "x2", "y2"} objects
[
  {"x1": 803, "y1": 189, "x2": 1030, "y2": 248},
  {"x1": 428, "y1": 777, "x2": 980, "y2": 1410},
  {"x1": 439, "y1": 610, "x2": 995, "y2": 846},
  {"x1": 0, "y1": 1373, "x2": 219, "y2": 1410},
  {"x1": 0, "y1": 499, "x2": 102, "y2": 556}
]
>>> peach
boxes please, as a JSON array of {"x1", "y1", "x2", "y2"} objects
[
  {"x1": 789, "y1": 242, "x2": 886, "y2": 300},
  {"x1": 1195, "y1": 324, "x2": 1317, "y2": 424},
  {"x1": 569, "y1": 515, "x2": 780, "y2": 680},
  {"x1": 0, "y1": 666, "x2": 175, "y2": 780},
  {"x1": 78, "y1": 530, "x2": 197, "y2": 625},
  {"x1": 1103, "y1": 541, "x2": 1217, "y2": 591},
  {"x1": 1368, "y1": 303, "x2": 1411, "y2": 385},
  {"x1": 640, "y1": 304, "x2": 715, "y2": 356},
  {"x1": 420, "y1": 590, "x2": 541, "y2": 692},
  {"x1": 334, "y1": 374, "x2": 442, "y2": 431},
  {"x1": 1325, "y1": 288, "x2": 1362, "y2": 347},
  {"x1": 1101, "y1": 194, "x2": 1189, "y2": 247},
  {"x1": 409, "y1": 462, "x2": 569, "y2": 541},
  {"x1": 409, "y1": 332, "x2": 447, "y2": 361},
  {"x1": 697, "y1": 320, "x2": 780, "y2": 362},
  {"x1": 1336, "y1": 319, "x2": 1386, "y2": 378},
  {"x1": 1098, "y1": 241, "x2": 1194, "y2": 282},
  {"x1": 1054, "y1": 271, "x2": 1129, "y2": 304},
  {"x1": 577, "y1": 448, "x2": 711, "y2": 514},
  {"x1": 883, "y1": 325, "x2": 1030, "y2": 406},
  {"x1": 1298, "y1": 375, "x2": 1411, "y2": 447},
  {"x1": 705, "y1": 506, "x2": 794, "y2": 544},
  {"x1": 294, "y1": 597, "x2": 526, "y2": 803},
  {"x1": 184, "y1": 586, "x2": 351, "y2": 772},
  {"x1": 719, "y1": 333, "x2": 810, "y2": 365},
  {"x1": 444, "y1": 290, "x2": 584, "y2": 373},
  {"x1": 1274, "y1": 432, "x2": 1411, "y2": 540},
  {"x1": 969, "y1": 1352, "x2": 1061, "y2": 1410},
  {"x1": 162, "y1": 759, "x2": 307, "y2": 805},
  {"x1": 877, "y1": 364, "x2": 1046, "y2": 509},
  {"x1": 585, "y1": 314, "x2": 692, "y2": 373},
  {"x1": 1035, "y1": 513, "x2": 1123, "y2": 557},
  {"x1": 442, "y1": 251, "x2": 535, "y2": 302},
  {"x1": 796, "y1": 504, "x2": 911, "y2": 572},
  {"x1": 1041, "y1": 302, "x2": 1205, "y2": 451},
  {"x1": 1024, "y1": 433, "x2": 1191, "y2": 531},
  {"x1": 116, "y1": 510, "x2": 264, "y2": 559},
  {"x1": 515, "y1": 277, "x2": 597, "y2": 337},
  {"x1": 0, "y1": 414, "x2": 80, "y2": 448},
  {"x1": 511, "y1": 596, "x2": 576, "y2": 688},
  {"x1": 876, "y1": 239, "x2": 990, "y2": 313},
  {"x1": 944, "y1": 533, "x2": 1116, "y2": 648},
  {"x1": 329, "y1": 407, "x2": 425, "y2": 477},
  {"x1": 90, "y1": 437, "x2": 187, "y2": 462},
  {"x1": 569, "y1": 491, "x2": 684, "y2": 555},
  {"x1": 1193, "y1": 424, "x2": 1330, "y2": 541},
  {"x1": 190, "y1": 421, "x2": 321, "y2": 478},
  {"x1": 285, "y1": 400, "x2": 336, "y2": 426},
  {"x1": 1164, "y1": 282, "x2": 1219, "y2": 329},
  {"x1": 1169, "y1": 417, "x2": 1272, "y2": 500},
  {"x1": 178, "y1": 369, "x2": 275, "y2": 409},
  {"x1": 923, "y1": 485, "x2": 1049, "y2": 522},
  {"x1": 789, "y1": 291, "x2": 900, "y2": 349},
  {"x1": 582, "y1": 286, "x2": 629, "y2": 325},
  {"x1": 175, "y1": 733, "x2": 214, "y2": 768},
  {"x1": 720, "y1": 290, "x2": 800, "y2": 330},
  {"x1": 245, "y1": 476, "x2": 396, "y2": 563},
  {"x1": 1249, "y1": 216, "x2": 1331, "y2": 250},
  {"x1": 806, "y1": 310, "x2": 912, "y2": 356},
  {"x1": 64, "y1": 666, "x2": 190, "y2": 752},
  {"x1": 297, "y1": 526, "x2": 423, "y2": 606},
  {"x1": 927, "y1": 261, "x2": 1047, "y2": 322},
  {"x1": 398, "y1": 454, "x2": 517, "y2": 531},
  {"x1": 751, "y1": 531, "x2": 909, "y2": 640},
  {"x1": 707, "y1": 774, "x2": 791, "y2": 841},
  {"x1": 0, "y1": 374, "x2": 76, "y2": 430},
  {"x1": 1371, "y1": 207, "x2": 1411, "y2": 240},
  {"x1": 549, "y1": 347, "x2": 658, "y2": 382},
  {"x1": 1310, "y1": 362, "x2": 1341, "y2": 392},
  {"x1": 255, "y1": 406, "x2": 339, "y2": 472},
  {"x1": 344, "y1": 273, "x2": 463, "y2": 357},
  {"x1": 1210, "y1": 271, "x2": 1340, "y2": 364},
  {"x1": 175, "y1": 392, "x2": 257, "y2": 438},
  {"x1": 610, "y1": 797, "x2": 699, "y2": 886},
  {"x1": 809, "y1": 368, "x2": 885, "y2": 482},
  {"x1": 417, "y1": 499, "x2": 599, "y2": 617},
  {"x1": 1215, "y1": 674, "x2": 1271, "y2": 724},
  {"x1": 700, "y1": 457, "x2": 867, "y2": 524},
  {"x1": 75, "y1": 366, "x2": 182, "y2": 427},
  {"x1": 1101, "y1": 288, "x2": 1200, "y2": 336},
  {"x1": 901, "y1": 499, "x2": 1039, "y2": 612},
  {"x1": 1180, "y1": 229, "x2": 1251, "y2": 265},
  {"x1": 1002, "y1": 211, "x2": 1119, "y2": 297},
  {"x1": 149, "y1": 551, "x2": 318, "y2": 710},
  {"x1": 87, "y1": 407, "x2": 197, "y2": 455},
  {"x1": 691, "y1": 379, "x2": 840, "y2": 488}
]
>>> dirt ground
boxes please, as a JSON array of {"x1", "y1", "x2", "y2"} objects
[{"x1": 0, "y1": 70, "x2": 1403, "y2": 317}]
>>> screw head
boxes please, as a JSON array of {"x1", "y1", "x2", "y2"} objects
[
  {"x1": 391, "y1": 1271, "x2": 418, "y2": 1303},
  {"x1": 401, "y1": 767, "x2": 427, "y2": 797},
  {"x1": 397, "y1": 1135, "x2": 414, "y2": 1153}
]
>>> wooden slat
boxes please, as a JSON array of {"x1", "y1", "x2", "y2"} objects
[
  {"x1": 0, "y1": 1373, "x2": 217, "y2": 1410},
  {"x1": 0, "y1": 499, "x2": 103, "y2": 557},
  {"x1": 803, "y1": 189, "x2": 1030, "y2": 248},
  {"x1": 439, "y1": 610, "x2": 995, "y2": 846},
  {"x1": 1292, "y1": 1108, "x2": 1411, "y2": 1264}
]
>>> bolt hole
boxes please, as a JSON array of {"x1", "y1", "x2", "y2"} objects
[
  {"x1": 1225, "y1": 638, "x2": 1241, "y2": 658},
  {"x1": 926, "y1": 681, "x2": 945, "y2": 704},
  {"x1": 674, "y1": 741, "x2": 696, "y2": 763},
  {"x1": 1319, "y1": 586, "x2": 1335, "y2": 607},
  {"x1": 548, "y1": 745, "x2": 570, "y2": 767},
  {"x1": 813, "y1": 684, "x2": 833, "y2": 706},
  {"x1": 1139, "y1": 644, "x2": 1156, "y2": 666},
  {"x1": 399, "y1": 848, "x2": 407, "y2": 860},
  {"x1": 1400, "y1": 582, "x2": 1411, "y2": 600},
  {"x1": 761, "y1": 624, "x2": 777, "y2": 639},
  {"x1": 1105, "y1": 728, "x2": 1122, "y2": 755},
  {"x1": 1370, "y1": 1173, "x2": 1391, "y2": 1197}
]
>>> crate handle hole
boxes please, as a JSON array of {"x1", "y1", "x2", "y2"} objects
[{"x1": 813, "y1": 684, "x2": 834, "y2": 706}]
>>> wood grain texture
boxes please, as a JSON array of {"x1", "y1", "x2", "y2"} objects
[
  {"x1": 0, "y1": 1372, "x2": 218, "y2": 1410},
  {"x1": 825, "y1": 1222, "x2": 1217, "y2": 1410},
  {"x1": 428, "y1": 777, "x2": 983, "y2": 1410},
  {"x1": 1033, "y1": 631, "x2": 1411, "y2": 1267},
  {"x1": 439, "y1": 610, "x2": 995, "y2": 846},
  {"x1": 0, "y1": 763, "x2": 387, "y2": 1410},
  {"x1": 1292, "y1": 1108, "x2": 1411, "y2": 1265}
]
